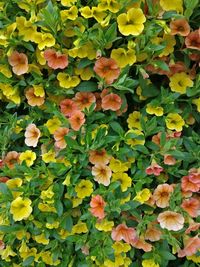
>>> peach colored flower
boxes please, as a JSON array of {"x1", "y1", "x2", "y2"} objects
[
  {"x1": 170, "y1": 18, "x2": 190, "y2": 36},
  {"x1": 89, "y1": 149, "x2": 110, "y2": 165},
  {"x1": 111, "y1": 224, "x2": 137, "y2": 244},
  {"x1": 131, "y1": 237, "x2": 152, "y2": 252},
  {"x1": 68, "y1": 110, "x2": 85, "y2": 131},
  {"x1": 153, "y1": 184, "x2": 174, "y2": 208},
  {"x1": 157, "y1": 211, "x2": 184, "y2": 231},
  {"x1": 4, "y1": 151, "x2": 19, "y2": 169},
  {"x1": 90, "y1": 195, "x2": 106, "y2": 219},
  {"x1": 25, "y1": 88, "x2": 45, "y2": 107},
  {"x1": 146, "y1": 163, "x2": 163, "y2": 176},
  {"x1": 101, "y1": 93, "x2": 122, "y2": 111},
  {"x1": 167, "y1": 61, "x2": 187, "y2": 77},
  {"x1": 185, "y1": 222, "x2": 200, "y2": 234},
  {"x1": 60, "y1": 98, "x2": 79, "y2": 117},
  {"x1": 185, "y1": 29, "x2": 200, "y2": 50},
  {"x1": 181, "y1": 176, "x2": 199, "y2": 192},
  {"x1": 181, "y1": 198, "x2": 200, "y2": 218},
  {"x1": 54, "y1": 127, "x2": 69, "y2": 149},
  {"x1": 92, "y1": 164, "x2": 112, "y2": 186},
  {"x1": 73, "y1": 92, "x2": 96, "y2": 110},
  {"x1": 145, "y1": 224, "x2": 162, "y2": 242},
  {"x1": 188, "y1": 168, "x2": 200, "y2": 186},
  {"x1": 94, "y1": 57, "x2": 120, "y2": 84},
  {"x1": 44, "y1": 49, "x2": 68, "y2": 69},
  {"x1": 152, "y1": 132, "x2": 161, "y2": 146},
  {"x1": 8, "y1": 51, "x2": 28, "y2": 75},
  {"x1": 164, "y1": 154, "x2": 176, "y2": 165},
  {"x1": 25, "y1": 124, "x2": 41, "y2": 147},
  {"x1": 178, "y1": 236, "x2": 200, "y2": 257}
]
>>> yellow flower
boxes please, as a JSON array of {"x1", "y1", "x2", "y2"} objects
[
  {"x1": 19, "y1": 150, "x2": 36, "y2": 167},
  {"x1": 45, "y1": 116, "x2": 61, "y2": 134},
  {"x1": 0, "y1": 245, "x2": 16, "y2": 261},
  {"x1": 112, "y1": 172, "x2": 132, "y2": 192},
  {"x1": 41, "y1": 186, "x2": 54, "y2": 200},
  {"x1": 142, "y1": 259, "x2": 160, "y2": 267},
  {"x1": 57, "y1": 72, "x2": 80, "y2": 89},
  {"x1": 16, "y1": 230, "x2": 31, "y2": 240},
  {"x1": 98, "y1": 0, "x2": 121, "y2": 13},
  {"x1": 117, "y1": 8, "x2": 146, "y2": 36},
  {"x1": 134, "y1": 188, "x2": 151, "y2": 204},
  {"x1": 33, "y1": 84, "x2": 45, "y2": 97},
  {"x1": 40, "y1": 251, "x2": 61, "y2": 266},
  {"x1": 38, "y1": 202, "x2": 57, "y2": 213},
  {"x1": 80, "y1": 6, "x2": 107, "y2": 22},
  {"x1": 146, "y1": 104, "x2": 164, "y2": 116},
  {"x1": 95, "y1": 219, "x2": 114, "y2": 232},
  {"x1": 64, "y1": 20, "x2": 85, "y2": 37},
  {"x1": 59, "y1": 228, "x2": 71, "y2": 239},
  {"x1": 109, "y1": 158, "x2": 129, "y2": 173},
  {"x1": 160, "y1": 35, "x2": 176, "y2": 57},
  {"x1": 112, "y1": 241, "x2": 131, "y2": 254},
  {"x1": 187, "y1": 254, "x2": 200, "y2": 263},
  {"x1": 0, "y1": 83, "x2": 20, "y2": 104},
  {"x1": 42, "y1": 150, "x2": 56, "y2": 163},
  {"x1": 36, "y1": 48, "x2": 46, "y2": 65},
  {"x1": 192, "y1": 98, "x2": 200, "y2": 112},
  {"x1": 61, "y1": 0, "x2": 77, "y2": 6},
  {"x1": 111, "y1": 48, "x2": 136, "y2": 68},
  {"x1": 0, "y1": 64, "x2": 12, "y2": 78},
  {"x1": 160, "y1": 0, "x2": 183, "y2": 13},
  {"x1": 125, "y1": 129, "x2": 145, "y2": 147},
  {"x1": 19, "y1": 241, "x2": 38, "y2": 261},
  {"x1": 69, "y1": 42, "x2": 96, "y2": 59},
  {"x1": 10, "y1": 197, "x2": 32, "y2": 221},
  {"x1": 127, "y1": 111, "x2": 142, "y2": 130},
  {"x1": 79, "y1": 6, "x2": 93, "y2": 18},
  {"x1": 169, "y1": 72, "x2": 193, "y2": 94},
  {"x1": 34, "y1": 32, "x2": 55, "y2": 50},
  {"x1": 6, "y1": 178, "x2": 22, "y2": 189},
  {"x1": 75, "y1": 179, "x2": 93, "y2": 199},
  {"x1": 75, "y1": 67, "x2": 94, "y2": 80},
  {"x1": 72, "y1": 222, "x2": 88, "y2": 234},
  {"x1": 60, "y1": 6, "x2": 78, "y2": 21},
  {"x1": 136, "y1": 86, "x2": 147, "y2": 100},
  {"x1": 46, "y1": 221, "x2": 59, "y2": 229},
  {"x1": 165, "y1": 113, "x2": 185, "y2": 131},
  {"x1": 35, "y1": 233, "x2": 49, "y2": 245},
  {"x1": 120, "y1": 193, "x2": 131, "y2": 204},
  {"x1": 104, "y1": 254, "x2": 124, "y2": 267},
  {"x1": 16, "y1": 16, "x2": 37, "y2": 42}
]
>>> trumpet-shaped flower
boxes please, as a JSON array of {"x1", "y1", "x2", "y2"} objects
[
  {"x1": 10, "y1": 197, "x2": 32, "y2": 221},
  {"x1": 19, "y1": 150, "x2": 36, "y2": 167},
  {"x1": 165, "y1": 113, "x2": 185, "y2": 131},
  {"x1": 157, "y1": 211, "x2": 184, "y2": 231},
  {"x1": 8, "y1": 51, "x2": 28, "y2": 76},
  {"x1": 90, "y1": 195, "x2": 106, "y2": 219},
  {"x1": 112, "y1": 172, "x2": 132, "y2": 192},
  {"x1": 111, "y1": 48, "x2": 136, "y2": 68},
  {"x1": 146, "y1": 104, "x2": 164, "y2": 116},
  {"x1": 75, "y1": 179, "x2": 93, "y2": 199},
  {"x1": 169, "y1": 72, "x2": 193, "y2": 94},
  {"x1": 25, "y1": 123, "x2": 41, "y2": 147},
  {"x1": 57, "y1": 72, "x2": 80, "y2": 89},
  {"x1": 44, "y1": 49, "x2": 68, "y2": 69},
  {"x1": 160, "y1": 0, "x2": 183, "y2": 13},
  {"x1": 92, "y1": 164, "x2": 112, "y2": 186}
]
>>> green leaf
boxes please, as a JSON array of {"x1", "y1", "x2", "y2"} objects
[
  {"x1": 110, "y1": 122, "x2": 124, "y2": 135},
  {"x1": 61, "y1": 215, "x2": 73, "y2": 232},
  {"x1": 134, "y1": 145, "x2": 149, "y2": 154},
  {"x1": 104, "y1": 23, "x2": 117, "y2": 43},
  {"x1": 184, "y1": 0, "x2": 199, "y2": 19},
  {"x1": 54, "y1": 200, "x2": 63, "y2": 216},
  {"x1": 0, "y1": 225, "x2": 24, "y2": 233},
  {"x1": 159, "y1": 251, "x2": 176, "y2": 260},
  {"x1": 153, "y1": 60, "x2": 170, "y2": 71},
  {"x1": 22, "y1": 256, "x2": 35, "y2": 266},
  {"x1": 75, "y1": 81, "x2": 97, "y2": 92}
]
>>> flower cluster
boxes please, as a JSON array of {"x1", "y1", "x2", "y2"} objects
[{"x1": 0, "y1": 0, "x2": 199, "y2": 266}]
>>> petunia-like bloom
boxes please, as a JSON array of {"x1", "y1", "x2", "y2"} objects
[
  {"x1": 112, "y1": 172, "x2": 132, "y2": 192},
  {"x1": 157, "y1": 211, "x2": 184, "y2": 231},
  {"x1": 111, "y1": 48, "x2": 136, "y2": 68},
  {"x1": 164, "y1": 154, "x2": 176, "y2": 165},
  {"x1": 188, "y1": 168, "x2": 200, "y2": 186},
  {"x1": 92, "y1": 164, "x2": 112, "y2": 186},
  {"x1": 44, "y1": 49, "x2": 68, "y2": 69},
  {"x1": 60, "y1": 98, "x2": 79, "y2": 117},
  {"x1": 170, "y1": 18, "x2": 190, "y2": 36},
  {"x1": 73, "y1": 92, "x2": 96, "y2": 110},
  {"x1": 169, "y1": 72, "x2": 193, "y2": 94},
  {"x1": 8, "y1": 51, "x2": 28, "y2": 75},
  {"x1": 160, "y1": 0, "x2": 183, "y2": 13},
  {"x1": 19, "y1": 150, "x2": 36, "y2": 167},
  {"x1": 25, "y1": 123, "x2": 41, "y2": 147},
  {"x1": 90, "y1": 194, "x2": 106, "y2": 219},
  {"x1": 181, "y1": 175, "x2": 200, "y2": 192},
  {"x1": 185, "y1": 29, "x2": 200, "y2": 50},
  {"x1": 165, "y1": 113, "x2": 185, "y2": 132},
  {"x1": 181, "y1": 198, "x2": 200, "y2": 218},
  {"x1": 142, "y1": 259, "x2": 159, "y2": 267},
  {"x1": 10, "y1": 196, "x2": 32, "y2": 221},
  {"x1": 89, "y1": 149, "x2": 110, "y2": 165},
  {"x1": 146, "y1": 163, "x2": 163, "y2": 176},
  {"x1": 145, "y1": 224, "x2": 162, "y2": 242},
  {"x1": 185, "y1": 222, "x2": 200, "y2": 234},
  {"x1": 131, "y1": 237, "x2": 152, "y2": 252},
  {"x1": 178, "y1": 236, "x2": 200, "y2": 258},
  {"x1": 101, "y1": 93, "x2": 122, "y2": 111},
  {"x1": 75, "y1": 179, "x2": 93, "y2": 199},
  {"x1": 0, "y1": 176, "x2": 9, "y2": 183},
  {"x1": 68, "y1": 110, "x2": 85, "y2": 131},
  {"x1": 25, "y1": 86, "x2": 45, "y2": 107},
  {"x1": 146, "y1": 104, "x2": 164, "y2": 117},
  {"x1": 117, "y1": 8, "x2": 146, "y2": 36},
  {"x1": 93, "y1": 57, "x2": 120, "y2": 84},
  {"x1": 54, "y1": 127, "x2": 69, "y2": 149},
  {"x1": 153, "y1": 184, "x2": 174, "y2": 208},
  {"x1": 111, "y1": 224, "x2": 137, "y2": 244}
]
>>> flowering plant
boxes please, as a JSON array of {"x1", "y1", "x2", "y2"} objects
[{"x1": 0, "y1": 0, "x2": 200, "y2": 266}]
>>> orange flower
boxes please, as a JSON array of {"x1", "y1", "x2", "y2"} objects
[
  {"x1": 54, "y1": 127, "x2": 69, "y2": 149},
  {"x1": 8, "y1": 51, "x2": 28, "y2": 75},
  {"x1": 146, "y1": 162, "x2": 163, "y2": 176},
  {"x1": 131, "y1": 237, "x2": 152, "y2": 252},
  {"x1": 94, "y1": 92, "x2": 102, "y2": 111},
  {"x1": 0, "y1": 176, "x2": 10, "y2": 183},
  {"x1": 44, "y1": 49, "x2": 68, "y2": 69},
  {"x1": 185, "y1": 222, "x2": 200, "y2": 234},
  {"x1": 89, "y1": 149, "x2": 110, "y2": 165},
  {"x1": 164, "y1": 154, "x2": 176, "y2": 165},
  {"x1": 145, "y1": 224, "x2": 162, "y2": 242},
  {"x1": 181, "y1": 198, "x2": 200, "y2": 218},
  {"x1": 111, "y1": 224, "x2": 137, "y2": 244},
  {"x1": 93, "y1": 57, "x2": 120, "y2": 84},
  {"x1": 170, "y1": 19, "x2": 190, "y2": 36},
  {"x1": 73, "y1": 92, "x2": 96, "y2": 110},
  {"x1": 60, "y1": 98, "x2": 79, "y2": 117},
  {"x1": 185, "y1": 29, "x2": 200, "y2": 50},
  {"x1": 90, "y1": 195, "x2": 106, "y2": 219},
  {"x1": 168, "y1": 61, "x2": 187, "y2": 77},
  {"x1": 68, "y1": 110, "x2": 85, "y2": 131},
  {"x1": 4, "y1": 151, "x2": 19, "y2": 169},
  {"x1": 188, "y1": 168, "x2": 200, "y2": 186},
  {"x1": 157, "y1": 211, "x2": 184, "y2": 231},
  {"x1": 25, "y1": 88, "x2": 45, "y2": 107},
  {"x1": 153, "y1": 184, "x2": 174, "y2": 208},
  {"x1": 25, "y1": 123, "x2": 41, "y2": 147},
  {"x1": 181, "y1": 176, "x2": 199, "y2": 192},
  {"x1": 178, "y1": 236, "x2": 200, "y2": 257},
  {"x1": 92, "y1": 164, "x2": 112, "y2": 186},
  {"x1": 101, "y1": 93, "x2": 122, "y2": 111}
]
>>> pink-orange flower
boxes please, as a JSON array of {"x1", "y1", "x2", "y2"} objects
[
  {"x1": 145, "y1": 224, "x2": 162, "y2": 242},
  {"x1": 0, "y1": 176, "x2": 10, "y2": 183},
  {"x1": 181, "y1": 198, "x2": 200, "y2": 218},
  {"x1": 164, "y1": 154, "x2": 176, "y2": 165},
  {"x1": 4, "y1": 151, "x2": 19, "y2": 169},
  {"x1": 8, "y1": 51, "x2": 28, "y2": 75},
  {"x1": 25, "y1": 88, "x2": 45, "y2": 107},
  {"x1": 178, "y1": 236, "x2": 200, "y2": 257},
  {"x1": 44, "y1": 49, "x2": 68, "y2": 69},
  {"x1": 25, "y1": 124, "x2": 41, "y2": 147},
  {"x1": 185, "y1": 29, "x2": 200, "y2": 50},
  {"x1": 146, "y1": 163, "x2": 163, "y2": 176},
  {"x1": 68, "y1": 110, "x2": 85, "y2": 131},
  {"x1": 73, "y1": 92, "x2": 96, "y2": 110},
  {"x1": 92, "y1": 164, "x2": 112, "y2": 186},
  {"x1": 89, "y1": 149, "x2": 110, "y2": 165},
  {"x1": 188, "y1": 168, "x2": 200, "y2": 186},
  {"x1": 185, "y1": 222, "x2": 200, "y2": 234},
  {"x1": 170, "y1": 19, "x2": 190, "y2": 36},
  {"x1": 181, "y1": 176, "x2": 200, "y2": 192},
  {"x1": 93, "y1": 57, "x2": 120, "y2": 84},
  {"x1": 111, "y1": 224, "x2": 137, "y2": 244},
  {"x1": 54, "y1": 127, "x2": 69, "y2": 149},
  {"x1": 131, "y1": 237, "x2": 152, "y2": 252},
  {"x1": 153, "y1": 184, "x2": 174, "y2": 208},
  {"x1": 101, "y1": 93, "x2": 122, "y2": 111},
  {"x1": 90, "y1": 195, "x2": 106, "y2": 219},
  {"x1": 60, "y1": 99, "x2": 78, "y2": 117},
  {"x1": 157, "y1": 211, "x2": 184, "y2": 231}
]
